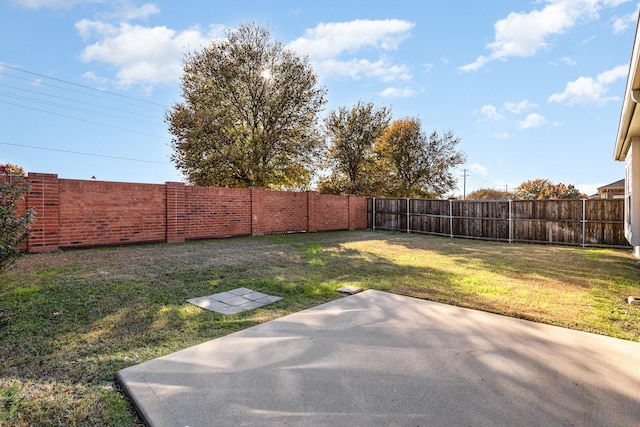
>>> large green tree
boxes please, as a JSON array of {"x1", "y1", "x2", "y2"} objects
[
  {"x1": 167, "y1": 23, "x2": 327, "y2": 188},
  {"x1": 318, "y1": 101, "x2": 391, "y2": 196},
  {"x1": 374, "y1": 117, "x2": 466, "y2": 198}
]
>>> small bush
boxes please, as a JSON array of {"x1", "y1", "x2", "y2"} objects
[{"x1": 0, "y1": 165, "x2": 34, "y2": 271}]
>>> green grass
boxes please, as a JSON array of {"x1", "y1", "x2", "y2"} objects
[{"x1": 1, "y1": 230, "x2": 639, "y2": 425}]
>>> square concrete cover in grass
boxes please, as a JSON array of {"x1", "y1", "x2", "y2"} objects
[{"x1": 187, "y1": 287, "x2": 282, "y2": 315}]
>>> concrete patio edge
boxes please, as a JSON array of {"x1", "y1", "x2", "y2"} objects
[{"x1": 117, "y1": 290, "x2": 640, "y2": 427}]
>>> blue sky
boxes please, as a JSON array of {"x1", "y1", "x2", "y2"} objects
[{"x1": 1, "y1": 0, "x2": 639, "y2": 196}]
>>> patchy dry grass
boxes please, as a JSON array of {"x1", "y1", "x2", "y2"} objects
[{"x1": 1, "y1": 230, "x2": 639, "y2": 425}]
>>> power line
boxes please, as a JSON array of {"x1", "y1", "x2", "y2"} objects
[
  {"x1": 0, "y1": 83, "x2": 161, "y2": 121},
  {"x1": 0, "y1": 91, "x2": 160, "y2": 124},
  {"x1": 466, "y1": 171, "x2": 494, "y2": 188},
  {"x1": 0, "y1": 64, "x2": 167, "y2": 108},
  {"x1": 0, "y1": 100, "x2": 170, "y2": 140},
  {"x1": 0, "y1": 140, "x2": 170, "y2": 165},
  {"x1": 0, "y1": 72, "x2": 166, "y2": 114},
  {"x1": 0, "y1": 65, "x2": 176, "y2": 168}
]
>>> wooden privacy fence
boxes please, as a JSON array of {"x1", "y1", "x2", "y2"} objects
[{"x1": 369, "y1": 198, "x2": 630, "y2": 248}]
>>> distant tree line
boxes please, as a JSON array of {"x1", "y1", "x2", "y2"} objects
[{"x1": 466, "y1": 179, "x2": 587, "y2": 200}]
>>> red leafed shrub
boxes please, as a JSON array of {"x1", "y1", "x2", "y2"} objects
[{"x1": 1, "y1": 165, "x2": 34, "y2": 271}]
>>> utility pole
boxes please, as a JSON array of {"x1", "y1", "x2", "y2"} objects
[{"x1": 462, "y1": 169, "x2": 467, "y2": 200}]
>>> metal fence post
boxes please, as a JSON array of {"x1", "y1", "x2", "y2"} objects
[
  {"x1": 508, "y1": 199, "x2": 512, "y2": 244},
  {"x1": 407, "y1": 198, "x2": 410, "y2": 234},
  {"x1": 449, "y1": 199, "x2": 453, "y2": 238},
  {"x1": 372, "y1": 197, "x2": 376, "y2": 230},
  {"x1": 581, "y1": 198, "x2": 586, "y2": 248}
]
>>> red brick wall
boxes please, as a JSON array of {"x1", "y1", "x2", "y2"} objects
[
  {"x1": 18, "y1": 173, "x2": 368, "y2": 252},
  {"x1": 263, "y1": 190, "x2": 308, "y2": 234},
  {"x1": 26, "y1": 173, "x2": 60, "y2": 252},
  {"x1": 350, "y1": 196, "x2": 369, "y2": 230},
  {"x1": 184, "y1": 186, "x2": 252, "y2": 239},
  {"x1": 57, "y1": 179, "x2": 166, "y2": 248},
  {"x1": 312, "y1": 194, "x2": 349, "y2": 231},
  {"x1": 166, "y1": 182, "x2": 186, "y2": 243}
]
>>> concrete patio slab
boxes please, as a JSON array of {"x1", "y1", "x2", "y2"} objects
[{"x1": 118, "y1": 290, "x2": 640, "y2": 427}]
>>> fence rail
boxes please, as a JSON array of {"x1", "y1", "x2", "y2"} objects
[{"x1": 368, "y1": 198, "x2": 630, "y2": 248}]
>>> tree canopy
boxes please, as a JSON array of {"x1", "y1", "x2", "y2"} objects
[
  {"x1": 318, "y1": 108, "x2": 465, "y2": 198},
  {"x1": 465, "y1": 188, "x2": 512, "y2": 200},
  {"x1": 513, "y1": 179, "x2": 585, "y2": 199},
  {"x1": 318, "y1": 101, "x2": 391, "y2": 196},
  {"x1": 167, "y1": 23, "x2": 327, "y2": 189},
  {"x1": 166, "y1": 23, "x2": 465, "y2": 196},
  {"x1": 375, "y1": 117, "x2": 465, "y2": 198}
]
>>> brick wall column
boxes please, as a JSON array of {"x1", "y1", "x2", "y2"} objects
[
  {"x1": 307, "y1": 191, "x2": 318, "y2": 233},
  {"x1": 166, "y1": 182, "x2": 186, "y2": 243},
  {"x1": 26, "y1": 173, "x2": 60, "y2": 252},
  {"x1": 251, "y1": 187, "x2": 265, "y2": 236},
  {"x1": 348, "y1": 195, "x2": 357, "y2": 230}
]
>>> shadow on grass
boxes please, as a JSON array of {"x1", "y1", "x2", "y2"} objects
[
  {"x1": 2, "y1": 229, "x2": 640, "y2": 425},
  {"x1": 370, "y1": 230, "x2": 638, "y2": 289},
  {"x1": 0, "y1": 231, "x2": 458, "y2": 425},
  {"x1": 365, "y1": 230, "x2": 640, "y2": 339}
]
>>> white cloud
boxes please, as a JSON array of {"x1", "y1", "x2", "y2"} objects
[
  {"x1": 14, "y1": 0, "x2": 159, "y2": 18},
  {"x1": 504, "y1": 99, "x2": 536, "y2": 114},
  {"x1": 494, "y1": 132, "x2": 511, "y2": 139},
  {"x1": 548, "y1": 77, "x2": 613, "y2": 104},
  {"x1": 314, "y1": 58, "x2": 411, "y2": 82},
  {"x1": 477, "y1": 104, "x2": 504, "y2": 121},
  {"x1": 561, "y1": 56, "x2": 577, "y2": 65},
  {"x1": 289, "y1": 19, "x2": 413, "y2": 59},
  {"x1": 288, "y1": 19, "x2": 414, "y2": 81},
  {"x1": 81, "y1": 71, "x2": 110, "y2": 88},
  {"x1": 77, "y1": 17, "x2": 415, "y2": 89},
  {"x1": 76, "y1": 19, "x2": 114, "y2": 39},
  {"x1": 98, "y1": 2, "x2": 160, "y2": 22},
  {"x1": 548, "y1": 64, "x2": 627, "y2": 105},
  {"x1": 77, "y1": 20, "x2": 218, "y2": 87},
  {"x1": 598, "y1": 63, "x2": 628, "y2": 83},
  {"x1": 519, "y1": 113, "x2": 547, "y2": 129},
  {"x1": 379, "y1": 86, "x2": 416, "y2": 98},
  {"x1": 12, "y1": 0, "x2": 99, "y2": 8},
  {"x1": 469, "y1": 163, "x2": 488, "y2": 176},
  {"x1": 459, "y1": 0, "x2": 629, "y2": 72},
  {"x1": 612, "y1": 6, "x2": 639, "y2": 33},
  {"x1": 459, "y1": 55, "x2": 490, "y2": 72}
]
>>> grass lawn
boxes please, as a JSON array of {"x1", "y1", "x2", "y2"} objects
[{"x1": 1, "y1": 230, "x2": 639, "y2": 425}]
